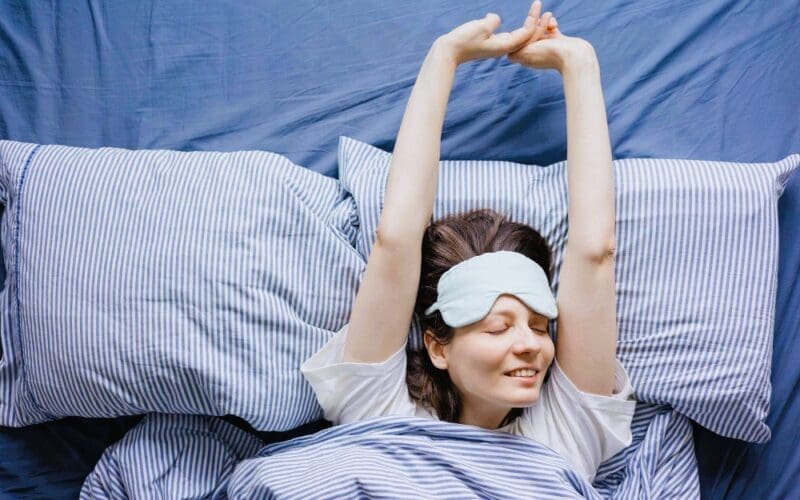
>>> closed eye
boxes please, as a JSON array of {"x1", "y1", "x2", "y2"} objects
[
  {"x1": 488, "y1": 326, "x2": 548, "y2": 335},
  {"x1": 488, "y1": 327, "x2": 509, "y2": 335}
]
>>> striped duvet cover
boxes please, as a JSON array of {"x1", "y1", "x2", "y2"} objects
[{"x1": 81, "y1": 403, "x2": 698, "y2": 499}]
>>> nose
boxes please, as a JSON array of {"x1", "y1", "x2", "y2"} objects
[{"x1": 511, "y1": 325, "x2": 544, "y2": 353}]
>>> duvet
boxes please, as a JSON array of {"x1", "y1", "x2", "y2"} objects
[{"x1": 81, "y1": 403, "x2": 698, "y2": 499}]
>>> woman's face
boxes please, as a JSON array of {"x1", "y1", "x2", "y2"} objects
[{"x1": 425, "y1": 294, "x2": 555, "y2": 429}]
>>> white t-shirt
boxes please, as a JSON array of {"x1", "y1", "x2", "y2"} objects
[{"x1": 300, "y1": 324, "x2": 637, "y2": 483}]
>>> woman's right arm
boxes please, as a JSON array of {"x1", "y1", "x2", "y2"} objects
[
  {"x1": 342, "y1": 40, "x2": 458, "y2": 364},
  {"x1": 342, "y1": 10, "x2": 541, "y2": 364}
]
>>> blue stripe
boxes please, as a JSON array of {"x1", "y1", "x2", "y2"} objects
[
  {"x1": 11, "y1": 144, "x2": 57, "y2": 420},
  {"x1": 337, "y1": 136, "x2": 800, "y2": 443},
  {"x1": 81, "y1": 408, "x2": 698, "y2": 498},
  {"x1": 0, "y1": 140, "x2": 365, "y2": 429},
  {"x1": 0, "y1": 135, "x2": 796, "y2": 447}
]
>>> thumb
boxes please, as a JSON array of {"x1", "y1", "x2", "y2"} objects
[{"x1": 484, "y1": 13, "x2": 501, "y2": 32}]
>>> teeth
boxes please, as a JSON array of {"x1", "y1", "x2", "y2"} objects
[{"x1": 508, "y1": 369, "x2": 536, "y2": 377}]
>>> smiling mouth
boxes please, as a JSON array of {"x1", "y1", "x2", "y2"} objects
[{"x1": 505, "y1": 371, "x2": 539, "y2": 382}]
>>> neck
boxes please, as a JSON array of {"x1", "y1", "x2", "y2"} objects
[{"x1": 458, "y1": 404, "x2": 512, "y2": 430}]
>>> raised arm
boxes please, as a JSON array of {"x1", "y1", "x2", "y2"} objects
[
  {"x1": 342, "y1": 40, "x2": 456, "y2": 364},
  {"x1": 343, "y1": 11, "x2": 542, "y2": 363},
  {"x1": 508, "y1": 5, "x2": 617, "y2": 395},
  {"x1": 555, "y1": 47, "x2": 618, "y2": 395}
]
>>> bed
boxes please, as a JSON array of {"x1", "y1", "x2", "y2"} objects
[{"x1": 0, "y1": 0, "x2": 798, "y2": 498}]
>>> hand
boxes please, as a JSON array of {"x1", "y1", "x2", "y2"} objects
[
  {"x1": 507, "y1": 1, "x2": 595, "y2": 74},
  {"x1": 438, "y1": 11, "x2": 537, "y2": 65}
]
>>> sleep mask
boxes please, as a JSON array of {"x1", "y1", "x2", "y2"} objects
[{"x1": 423, "y1": 251, "x2": 558, "y2": 328}]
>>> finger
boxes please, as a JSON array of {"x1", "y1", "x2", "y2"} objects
[
  {"x1": 488, "y1": 29, "x2": 539, "y2": 56},
  {"x1": 529, "y1": 0, "x2": 542, "y2": 22},
  {"x1": 534, "y1": 12, "x2": 552, "y2": 40},
  {"x1": 545, "y1": 16, "x2": 558, "y2": 35},
  {"x1": 484, "y1": 12, "x2": 501, "y2": 32},
  {"x1": 486, "y1": 32, "x2": 520, "y2": 54},
  {"x1": 500, "y1": 27, "x2": 534, "y2": 52},
  {"x1": 524, "y1": 0, "x2": 542, "y2": 31}
]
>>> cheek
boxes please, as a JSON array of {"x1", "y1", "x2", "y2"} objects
[
  {"x1": 451, "y1": 336, "x2": 509, "y2": 373},
  {"x1": 543, "y1": 338, "x2": 556, "y2": 363}
]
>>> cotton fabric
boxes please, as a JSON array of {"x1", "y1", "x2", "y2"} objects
[
  {"x1": 301, "y1": 323, "x2": 636, "y2": 483},
  {"x1": 338, "y1": 135, "x2": 800, "y2": 443}
]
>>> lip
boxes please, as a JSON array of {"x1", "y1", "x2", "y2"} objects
[
  {"x1": 505, "y1": 372, "x2": 539, "y2": 385},
  {"x1": 504, "y1": 366, "x2": 538, "y2": 375}
]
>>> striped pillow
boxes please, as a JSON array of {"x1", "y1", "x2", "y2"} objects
[
  {"x1": 0, "y1": 140, "x2": 364, "y2": 429},
  {"x1": 337, "y1": 135, "x2": 800, "y2": 443}
]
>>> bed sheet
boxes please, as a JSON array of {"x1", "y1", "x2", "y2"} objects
[
  {"x1": 0, "y1": 416, "x2": 142, "y2": 498},
  {"x1": 1, "y1": 0, "x2": 799, "y2": 498}
]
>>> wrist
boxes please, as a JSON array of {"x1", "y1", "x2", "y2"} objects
[
  {"x1": 560, "y1": 44, "x2": 599, "y2": 77},
  {"x1": 432, "y1": 35, "x2": 461, "y2": 68}
]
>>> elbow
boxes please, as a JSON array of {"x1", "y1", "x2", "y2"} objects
[
  {"x1": 585, "y1": 240, "x2": 616, "y2": 264},
  {"x1": 597, "y1": 241, "x2": 616, "y2": 263},
  {"x1": 566, "y1": 228, "x2": 616, "y2": 264},
  {"x1": 375, "y1": 226, "x2": 401, "y2": 249},
  {"x1": 592, "y1": 242, "x2": 617, "y2": 264},
  {"x1": 375, "y1": 225, "x2": 423, "y2": 249}
]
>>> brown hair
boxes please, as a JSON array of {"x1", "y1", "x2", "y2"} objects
[{"x1": 406, "y1": 208, "x2": 553, "y2": 428}]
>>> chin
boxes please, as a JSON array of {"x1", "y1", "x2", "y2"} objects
[{"x1": 507, "y1": 391, "x2": 540, "y2": 407}]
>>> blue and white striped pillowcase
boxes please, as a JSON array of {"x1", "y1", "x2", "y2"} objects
[
  {"x1": 0, "y1": 140, "x2": 365, "y2": 430},
  {"x1": 337, "y1": 135, "x2": 800, "y2": 443}
]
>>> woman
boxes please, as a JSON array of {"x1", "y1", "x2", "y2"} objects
[{"x1": 301, "y1": 1, "x2": 635, "y2": 483}]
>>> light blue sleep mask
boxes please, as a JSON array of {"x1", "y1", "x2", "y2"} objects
[{"x1": 424, "y1": 251, "x2": 558, "y2": 328}]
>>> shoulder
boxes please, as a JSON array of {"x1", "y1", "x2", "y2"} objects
[
  {"x1": 508, "y1": 358, "x2": 636, "y2": 482},
  {"x1": 547, "y1": 357, "x2": 636, "y2": 412},
  {"x1": 301, "y1": 323, "x2": 428, "y2": 426}
]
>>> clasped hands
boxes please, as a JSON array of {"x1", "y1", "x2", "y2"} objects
[{"x1": 437, "y1": 0, "x2": 594, "y2": 73}]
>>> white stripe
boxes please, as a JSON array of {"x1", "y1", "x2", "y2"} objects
[
  {"x1": 0, "y1": 140, "x2": 364, "y2": 430},
  {"x1": 82, "y1": 410, "x2": 698, "y2": 498},
  {"x1": 337, "y1": 136, "x2": 799, "y2": 443}
]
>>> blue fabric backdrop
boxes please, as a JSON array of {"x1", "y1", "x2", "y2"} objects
[{"x1": 1, "y1": 0, "x2": 798, "y2": 497}]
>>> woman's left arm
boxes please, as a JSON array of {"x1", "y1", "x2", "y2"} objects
[
  {"x1": 506, "y1": 4, "x2": 618, "y2": 394},
  {"x1": 554, "y1": 47, "x2": 619, "y2": 396}
]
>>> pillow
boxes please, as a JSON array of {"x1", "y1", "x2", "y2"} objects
[
  {"x1": 0, "y1": 140, "x2": 364, "y2": 430},
  {"x1": 337, "y1": 135, "x2": 800, "y2": 443}
]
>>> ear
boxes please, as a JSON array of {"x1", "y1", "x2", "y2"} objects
[{"x1": 423, "y1": 330, "x2": 449, "y2": 370}]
